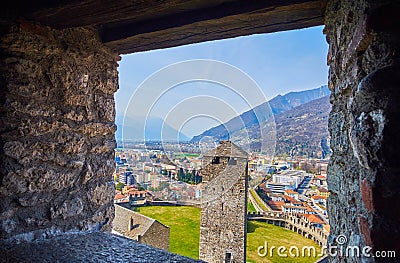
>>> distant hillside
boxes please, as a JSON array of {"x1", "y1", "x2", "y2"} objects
[
  {"x1": 225, "y1": 95, "x2": 332, "y2": 158},
  {"x1": 274, "y1": 95, "x2": 331, "y2": 158},
  {"x1": 213, "y1": 95, "x2": 332, "y2": 158},
  {"x1": 191, "y1": 85, "x2": 330, "y2": 144}
]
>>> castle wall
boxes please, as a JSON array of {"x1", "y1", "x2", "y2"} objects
[
  {"x1": 325, "y1": 0, "x2": 400, "y2": 262},
  {"x1": 0, "y1": 22, "x2": 119, "y2": 241},
  {"x1": 199, "y1": 147, "x2": 248, "y2": 263}
]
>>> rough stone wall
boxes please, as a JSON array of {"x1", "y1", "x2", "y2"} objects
[
  {"x1": 199, "y1": 142, "x2": 248, "y2": 263},
  {"x1": 113, "y1": 204, "x2": 170, "y2": 251},
  {"x1": 0, "y1": 232, "x2": 200, "y2": 263},
  {"x1": 325, "y1": 0, "x2": 400, "y2": 262},
  {"x1": 0, "y1": 21, "x2": 119, "y2": 241}
]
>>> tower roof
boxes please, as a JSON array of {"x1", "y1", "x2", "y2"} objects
[{"x1": 203, "y1": 140, "x2": 248, "y2": 158}]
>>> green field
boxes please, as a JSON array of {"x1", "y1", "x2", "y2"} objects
[
  {"x1": 250, "y1": 189, "x2": 270, "y2": 211},
  {"x1": 135, "y1": 206, "x2": 201, "y2": 259},
  {"x1": 137, "y1": 206, "x2": 321, "y2": 262},
  {"x1": 246, "y1": 221, "x2": 322, "y2": 263},
  {"x1": 248, "y1": 202, "x2": 257, "y2": 213},
  {"x1": 174, "y1": 153, "x2": 201, "y2": 159}
]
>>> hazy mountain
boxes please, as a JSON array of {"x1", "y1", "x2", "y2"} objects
[
  {"x1": 191, "y1": 85, "x2": 330, "y2": 143},
  {"x1": 269, "y1": 85, "x2": 330, "y2": 114},
  {"x1": 273, "y1": 95, "x2": 331, "y2": 158},
  {"x1": 197, "y1": 95, "x2": 332, "y2": 158},
  {"x1": 115, "y1": 115, "x2": 190, "y2": 142}
]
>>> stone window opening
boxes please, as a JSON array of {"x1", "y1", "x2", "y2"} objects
[
  {"x1": 129, "y1": 217, "x2": 134, "y2": 230},
  {"x1": 225, "y1": 252, "x2": 232, "y2": 263},
  {"x1": 212, "y1": 156, "x2": 220, "y2": 164},
  {"x1": 227, "y1": 157, "x2": 237, "y2": 165}
]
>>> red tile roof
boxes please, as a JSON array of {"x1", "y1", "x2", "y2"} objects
[
  {"x1": 303, "y1": 214, "x2": 324, "y2": 224},
  {"x1": 317, "y1": 187, "x2": 329, "y2": 192},
  {"x1": 284, "y1": 195, "x2": 302, "y2": 205},
  {"x1": 302, "y1": 202, "x2": 315, "y2": 212},
  {"x1": 323, "y1": 224, "x2": 331, "y2": 233},
  {"x1": 311, "y1": 195, "x2": 326, "y2": 200},
  {"x1": 268, "y1": 201, "x2": 285, "y2": 211},
  {"x1": 114, "y1": 193, "x2": 126, "y2": 200}
]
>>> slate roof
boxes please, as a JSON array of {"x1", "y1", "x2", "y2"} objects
[{"x1": 203, "y1": 140, "x2": 248, "y2": 158}]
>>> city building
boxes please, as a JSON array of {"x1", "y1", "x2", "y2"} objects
[
  {"x1": 119, "y1": 171, "x2": 136, "y2": 186},
  {"x1": 302, "y1": 214, "x2": 324, "y2": 228},
  {"x1": 281, "y1": 204, "x2": 307, "y2": 214},
  {"x1": 266, "y1": 170, "x2": 306, "y2": 193},
  {"x1": 284, "y1": 189, "x2": 299, "y2": 199},
  {"x1": 316, "y1": 187, "x2": 329, "y2": 198}
]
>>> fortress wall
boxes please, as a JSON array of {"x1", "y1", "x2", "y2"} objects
[
  {"x1": 0, "y1": 22, "x2": 119, "y2": 241},
  {"x1": 325, "y1": 0, "x2": 400, "y2": 261}
]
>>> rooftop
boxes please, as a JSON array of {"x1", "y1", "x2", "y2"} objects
[
  {"x1": 311, "y1": 195, "x2": 327, "y2": 200},
  {"x1": 302, "y1": 214, "x2": 324, "y2": 225},
  {"x1": 284, "y1": 189, "x2": 298, "y2": 194},
  {"x1": 114, "y1": 193, "x2": 126, "y2": 200},
  {"x1": 203, "y1": 140, "x2": 248, "y2": 158}
]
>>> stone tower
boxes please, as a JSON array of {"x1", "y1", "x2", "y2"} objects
[{"x1": 199, "y1": 141, "x2": 248, "y2": 263}]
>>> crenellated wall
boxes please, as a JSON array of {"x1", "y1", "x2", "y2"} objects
[
  {"x1": 0, "y1": 21, "x2": 119, "y2": 241},
  {"x1": 324, "y1": 0, "x2": 400, "y2": 262}
]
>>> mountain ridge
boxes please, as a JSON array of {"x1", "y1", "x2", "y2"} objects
[
  {"x1": 224, "y1": 95, "x2": 332, "y2": 158},
  {"x1": 191, "y1": 85, "x2": 330, "y2": 143}
]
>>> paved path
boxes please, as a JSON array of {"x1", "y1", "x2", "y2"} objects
[{"x1": 248, "y1": 189, "x2": 271, "y2": 212}]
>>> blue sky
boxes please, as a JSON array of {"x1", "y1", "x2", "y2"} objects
[{"x1": 116, "y1": 26, "x2": 328, "y2": 138}]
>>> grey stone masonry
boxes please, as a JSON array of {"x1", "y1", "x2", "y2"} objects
[
  {"x1": 199, "y1": 141, "x2": 248, "y2": 263},
  {"x1": 324, "y1": 0, "x2": 400, "y2": 262},
  {"x1": 0, "y1": 232, "x2": 204, "y2": 263},
  {"x1": 0, "y1": 21, "x2": 119, "y2": 241}
]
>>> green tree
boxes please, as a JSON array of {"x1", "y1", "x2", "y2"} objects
[
  {"x1": 190, "y1": 169, "x2": 196, "y2": 183},
  {"x1": 116, "y1": 182, "x2": 125, "y2": 191},
  {"x1": 158, "y1": 181, "x2": 170, "y2": 191},
  {"x1": 178, "y1": 167, "x2": 185, "y2": 181},
  {"x1": 185, "y1": 172, "x2": 192, "y2": 183}
]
